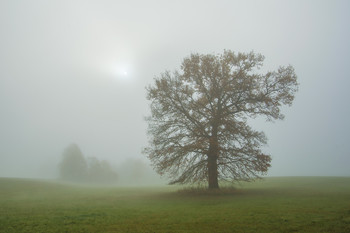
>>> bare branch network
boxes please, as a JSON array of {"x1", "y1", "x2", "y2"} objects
[{"x1": 144, "y1": 50, "x2": 298, "y2": 189}]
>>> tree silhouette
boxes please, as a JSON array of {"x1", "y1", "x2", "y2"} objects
[
  {"x1": 59, "y1": 144, "x2": 118, "y2": 184},
  {"x1": 145, "y1": 50, "x2": 298, "y2": 189},
  {"x1": 59, "y1": 143, "x2": 87, "y2": 182},
  {"x1": 87, "y1": 157, "x2": 118, "y2": 184}
]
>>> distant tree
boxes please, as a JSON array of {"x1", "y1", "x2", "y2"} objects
[
  {"x1": 145, "y1": 50, "x2": 298, "y2": 189},
  {"x1": 87, "y1": 157, "x2": 118, "y2": 184},
  {"x1": 59, "y1": 145, "x2": 118, "y2": 184},
  {"x1": 59, "y1": 143, "x2": 87, "y2": 182}
]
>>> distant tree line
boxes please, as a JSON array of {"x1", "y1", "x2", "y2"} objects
[{"x1": 59, "y1": 143, "x2": 118, "y2": 184}]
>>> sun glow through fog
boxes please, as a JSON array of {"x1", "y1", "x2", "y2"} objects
[{"x1": 108, "y1": 62, "x2": 133, "y2": 82}]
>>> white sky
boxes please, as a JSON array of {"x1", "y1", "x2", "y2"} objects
[{"x1": 0, "y1": 0, "x2": 349, "y2": 178}]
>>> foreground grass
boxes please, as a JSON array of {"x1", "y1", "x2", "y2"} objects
[{"x1": 0, "y1": 177, "x2": 349, "y2": 232}]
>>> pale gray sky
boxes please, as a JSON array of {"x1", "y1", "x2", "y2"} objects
[{"x1": 0, "y1": 0, "x2": 349, "y2": 179}]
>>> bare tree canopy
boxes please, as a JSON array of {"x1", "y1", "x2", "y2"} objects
[{"x1": 145, "y1": 50, "x2": 298, "y2": 189}]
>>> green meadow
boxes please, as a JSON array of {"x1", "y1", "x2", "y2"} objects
[{"x1": 0, "y1": 177, "x2": 349, "y2": 233}]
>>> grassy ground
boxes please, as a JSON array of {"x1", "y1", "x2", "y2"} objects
[{"x1": 0, "y1": 177, "x2": 349, "y2": 232}]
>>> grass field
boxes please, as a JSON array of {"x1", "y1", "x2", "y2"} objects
[{"x1": 0, "y1": 177, "x2": 349, "y2": 232}]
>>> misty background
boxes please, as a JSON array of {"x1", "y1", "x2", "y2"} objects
[{"x1": 0, "y1": 0, "x2": 349, "y2": 182}]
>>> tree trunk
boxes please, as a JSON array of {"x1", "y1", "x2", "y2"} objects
[
  {"x1": 208, "y1": 129, "x2": 219, "y2": 189},
  {"x1": 208, "y1": 155, "x2": 219, "y2": 189}
]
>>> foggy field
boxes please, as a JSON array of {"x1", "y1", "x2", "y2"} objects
[
  {"x1": 1, "y1": 2, "x2": 350, "y2": 232},
  {"x1": 1, "y1": 177, "x2": 349, "y2": 233}
]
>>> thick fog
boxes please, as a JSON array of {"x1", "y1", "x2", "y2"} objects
[{"x1": 0, "y1": 0, "x2": 349, "y2": 182}]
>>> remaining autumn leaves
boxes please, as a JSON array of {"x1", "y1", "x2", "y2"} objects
[{"x1": 145, "y1": 50, "x2": 298, "y2": 189}]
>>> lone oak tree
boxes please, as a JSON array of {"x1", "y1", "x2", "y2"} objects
[{"x1": 145, "y1": 50, "x2": 298, "y2": 189}]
